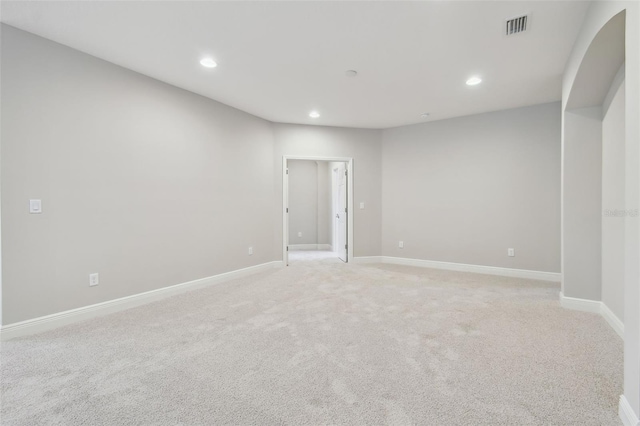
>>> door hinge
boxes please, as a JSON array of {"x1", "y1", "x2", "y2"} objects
[
  {"x1": 344, "y1": 207, "x2": 347, "y2": 213},
  {"x1": 345, "y1": 170, "x2": 348, "y2": 176},
  {"x1": 287, "y1": 246, "x2": 289, "y2": 251},
  {"x1": 345, "y1": 244, "x2": 348, "y2": 249},
  {"x1": 286, "y1": 208, "x2": 289, "y2": 213},
  {"x1": 286, "y1": 169, "x2": 289, "y2": 175}
]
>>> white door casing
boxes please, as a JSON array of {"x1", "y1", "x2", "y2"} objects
[
  {"x1": 284, "y1": 165, "x2": 289, "y2": 265},
  {"x1": 283, "y1": 156, "x2": 353, "y2": 264}
]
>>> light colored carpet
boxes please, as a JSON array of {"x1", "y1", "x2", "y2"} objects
[{"x1": 1, "y1": 255, "x2": 623, "y2": 425}]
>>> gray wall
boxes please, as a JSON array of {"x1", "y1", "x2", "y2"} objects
[
  {"x1": 317, "y1": 163, "x2": 331, "y2": 245},
  {"x1": 1, "y1": 25, "x2": 277, "y2": 324},
  {"x1": 381, "y1": 103, "x2": 561, "y2": 272},
  {"x1": 273, "y1": 125, "x2": 382, "y2": 257},
  {"x1": 562, "y1": 106, "x2": 603, "y2": 300},
  {"x1": 562, "y1": 2, "x2": 640, "y2": 413},
  {"x1": 602, "y1": 78, "x2": 625, "y2": 320},
  {"x1": 287, "y1": 160, "x2": 331, "y2": 246},
  {"x1": 1, "y1": 25, "x2": 569, "y2": 326}
]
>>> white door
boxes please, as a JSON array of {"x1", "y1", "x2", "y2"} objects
[
  {"x1": 336, "y1": 164, "x2": 347, "y2": 262},
  {"x1": 284, "y1": 166, "x2": 289, "y2": 266}
]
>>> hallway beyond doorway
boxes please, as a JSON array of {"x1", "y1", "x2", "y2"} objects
[{"x1": 288, "y1": 249, "x2": 341, "y2": 264}]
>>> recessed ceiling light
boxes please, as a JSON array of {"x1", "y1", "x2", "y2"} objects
[
  {"x1": 345, "y1": 70, "x2": 358, "y2": 77},
  {"x1": 420, "y1": 113, "x2": 430, "y2": 119},
  {"x1": 200, "y1": 58, "x2": 217, "y2": 68},
  {"x1": 309, "y1": 111, "x2": 320, "y2": 118},
  {"x1": 466, "y1": 76, "x2": 482, "y2": 86}
]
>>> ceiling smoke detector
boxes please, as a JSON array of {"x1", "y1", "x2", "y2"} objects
[{"x1": 505, "y1": 15, "x2": 528, "y2": 36}]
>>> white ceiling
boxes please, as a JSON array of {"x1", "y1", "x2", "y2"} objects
[{"x1": 1, "y1": 1, "x2": 590, "y2": 129}]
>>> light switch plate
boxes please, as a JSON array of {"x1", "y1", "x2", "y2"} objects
[
  {"x1": 508, "y1": 248, "x2": 515, "y2": 257},
  {"x1": 359, "y1": 202, "x2": 365, "y2": 209},
  {"x1": 29, "y1": 199, "x2": 42, "y2": 214},
  {"x1": 89, "y1": 273, "x2": 99, "y2": 287}
]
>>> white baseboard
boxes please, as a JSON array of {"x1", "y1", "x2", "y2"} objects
[
  {"x1": 558, "y1": 292, "x2": 601, "y2": 313},
  {"x1": 0, "y1": 261, "x2": 283, "y2": 341},
  {"x1": 559, "y1": 292, "x2": 624, "y2": 339},
  {"x1": 353, "y1": 256, "x2": 560, "y2": 282},
  {"x1": 352, "y1": 256, "x2": 384, "y2": 264},
  {"x1": 353, "y1": 257, "x2": 622, "y2": 338},
  {"x1": 289, "y1": 244, "x2": 332, "y2": 251},
  {"x1": 620, "y1": 395, "x2": 640, "y2": 426}
]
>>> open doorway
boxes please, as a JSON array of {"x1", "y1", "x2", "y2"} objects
[{"x1": 282, "y1": 156, "x2": 353, "y2": 266}]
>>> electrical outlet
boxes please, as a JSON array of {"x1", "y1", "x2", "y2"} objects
[
  {"x1": 399, "y1": 241, "x2": 404, "y2": 249},
  {"x1": 89, "y1": 273, "x2": 99, "y2": 287},
  {"x1": 29, "y1": 199, "x2": 42, "y2": 214},
  {"x1": 298, "y1": 232, "x2": 302, "y2": 237},
  {"x1": 248, "y1": 246, "x2": 253, "y2": 255},
  {"x1": 508, "y1": 248, "x2": 515, "y2": 257}
]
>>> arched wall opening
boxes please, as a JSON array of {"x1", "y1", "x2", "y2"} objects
[
  {"x1": 561, "y1": 3, "x2": 640, "y2": 422},
  {"x1": 562, "y1": 10, "x2": 625, "y2": 310}
]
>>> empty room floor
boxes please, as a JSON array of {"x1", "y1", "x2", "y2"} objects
[{"x1": 1, "y1": 261, "x2": 622, "y2": 425}]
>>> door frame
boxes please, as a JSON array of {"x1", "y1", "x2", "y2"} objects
[{"x1": 282, "y1": 156, "x2": 354, "y2": 265}]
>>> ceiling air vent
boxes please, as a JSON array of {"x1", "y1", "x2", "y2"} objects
[{"x1": 505, "y1": 15, "x2": 528, "y2": 36}]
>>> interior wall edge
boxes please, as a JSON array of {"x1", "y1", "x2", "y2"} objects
[{"x1": 559, "y1": 292, "x2": 624, "y2": 339}]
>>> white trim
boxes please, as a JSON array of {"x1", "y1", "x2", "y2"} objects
[
  {"x1": 355, "y1": 257, "x2": 625, "y2": 337},
  {"x1": 620, "y1": 395, "x2": 640, "y2": 426},
  {"x1": 352, "y1": 256, "x2": 560, "y2": 281},
  {"x1": 559, "y1": 292, "x2": 625, "y2": 339},
  {"x1": 558, "y1": 292, "x2": 602, "y2": 313},
  {"x1": 283, "y1": 159, "x2": 289, "y2": 265},
  {"x1": 379, "y1": 256, "x2": 560, "y2": 281},
  {"x1": 289, "y1": 244, "x2": 332, "y2": 251},
  {"x1": 283, "y1": 156, "x2": 353, "y2": 162},
  {"x1": 601, "y1": 302, "x2": 625, "y2": 339},
  {"x1": 0, "y1": 261, "x2": 283, "y2": 341},
  {"x1": 283, "y1": 156, "x2": 353, "y2": 265},
  {"x1": 352, "y1": 256, "x2": 384, "y2": 264}
]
